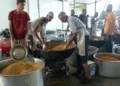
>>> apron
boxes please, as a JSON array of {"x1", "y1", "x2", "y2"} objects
[
  {"x1": 32, "y1": 24, "x2": 47, "y2": 50},
  {"x1": 91, "y1": 24, "x2": 97, "y2": 36},
  {"x1": 77, "y1": 29, "x2": 89, "y2": 56},
  {"x1": 91, "y1": 18, "x2": 97, "y2": 36}
]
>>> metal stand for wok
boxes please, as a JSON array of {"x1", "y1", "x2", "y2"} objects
[
  {"x1": 40, "y1": 41, "x2": 75, "y2": 77},
  {"x1": 44, "y1": 60, "x2": 68, "y2": 77}
]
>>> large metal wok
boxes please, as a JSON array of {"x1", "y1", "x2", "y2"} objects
[
  {"x1": 40, "y1": 41, "x2": 75, "y2": 61},
  {"x1": 89, "y1": 36, "x2": 105, "y2": 48}
]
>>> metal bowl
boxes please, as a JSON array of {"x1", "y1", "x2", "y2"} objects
[
  {"x1": 10, "y1": 44, "x2": 27, "y2": 61},
  {"x1": 94, "y1": 53, "x2": 120, "y2": 78},
  {"x1": 88, "y1": 46, "x2": 99, "y2": 56},
  {"x1": 40, "y1": 41, "x2": 75, "y2": 61}
]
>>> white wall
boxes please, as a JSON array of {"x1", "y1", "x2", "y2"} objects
[
  {"x1": 0, "y1": 0, "x2": 15, "y2": 32},
  {"x1": 29, "y1": 0, "x2": 70, "y2": 30},
  {"x1": 0, "y1": 0, "x2": 28, "y2": 32},
  {"x1": 0, "y1": 0, "x2": 70, "y2": 32}
]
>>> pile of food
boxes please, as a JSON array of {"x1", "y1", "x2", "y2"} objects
[
  {"x1": 50, "y1": 43, "x2": 74, "y2": 51},
  {"x1": 45, "y1": 41, "x2": 74, "y2": 51},
  {"x1": 97, "y1": 56, "x2": 120, "y2": 61},
  {"x1": 0, "y1": 62, "x2": 42, "y2": 75},
  {"x1": 91, "y1": 36, "x2": 104, "y2": 41}
]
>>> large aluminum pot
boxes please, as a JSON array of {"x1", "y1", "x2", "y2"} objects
[
  {"x1": 0, "y1": 58, "x2": 44, "y2": 86},
  {"x1": 40, "y1": 40, "x2": 75, "y2": 61},
  {"x1": 94, "y1": 53, "x2": 120, "y2": 78}
]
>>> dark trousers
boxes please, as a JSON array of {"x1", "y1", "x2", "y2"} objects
[
  {"x1": 76, "y1": 35, "x2": 89, "y2": 78},
  {"x1": 104, "y1": 35, "x2": 114, "y2": 52},
  {"x1": 74, "y1": 37, "x2": 77, "y2": 45}
]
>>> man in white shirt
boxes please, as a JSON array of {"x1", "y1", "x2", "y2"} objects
[
  {"x1": 91, "y1": 12, "x2": 98, "y2": 36},
  {"x1": 58, "y1": 12, "x2": 91, "y2": 82},
  {"x1": 31, "y1": 12, "x2": 54, "y2": 51}
]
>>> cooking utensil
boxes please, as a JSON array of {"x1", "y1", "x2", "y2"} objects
[
  {"x1": 94, "y1": 53, "x2": 120, "y2": 78},
  {"x1": 90, "y1": 36, "x2": 105, "y2": 48},
  {"x1": 0, "y1": 58, "x2": 44, "y2": 86},
  {"x1": 10, "y1": 44, "x2": 27, "y2": 61},
  {"x1": 42, "y1": 44, "x2": 46, "y2": 50},
  {"x1": 40, "y1": 40, "x2": 75, "y2": 61},
  {"x1": 42, "y1": 43, "x2": 50, "y2": 51}
]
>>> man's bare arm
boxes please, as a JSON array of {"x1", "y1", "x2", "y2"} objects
[
  {"x1": 65, "y1": 33, "x2": 77, "y2": 49},
  {"x1": 39, "y1": 26, "x2": 45, "y2": 44},
  {"x1": 34, "y1": 25, "x2": 43, "y2": 44},
  {"x1": 9, "y1": 20, "x2": 14, "y2": 40}
]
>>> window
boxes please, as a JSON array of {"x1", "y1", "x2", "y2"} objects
[{"x1": 29, "y1": 0, "x2": 70, "y2": 30}]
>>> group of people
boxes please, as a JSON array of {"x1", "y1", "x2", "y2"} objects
[
  {"x1": 8, "y1": 0, "x2": 116, "y2": 84},
  {"x1": 70, "y1": 9, "x2": 89, "y2": 30},
  {"x1": 70, "y1": 9, "x2": 98, "y2": 36},
  {"x1": 70, "y1": 4, "x2": 116, "y2": 53},
  {"x1": 9, "y1": 0, "x2": 91, "y2": 83},
  {"x1": 9, "y1": 0, "x2": 54, "y2": 49}
]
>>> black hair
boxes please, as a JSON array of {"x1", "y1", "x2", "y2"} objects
[
  {"x1": 17, "y1": 0, "x2": 26, "y2": 4},
  {"x1": 107, "y1": 4, "x2": 113, "y2": 12},
  {"x1": 107, "y1": 4, "x2": 113, "y2": 9},
  {"x1": 82, "y1": 9, "x2": 86, "y2": 12}
]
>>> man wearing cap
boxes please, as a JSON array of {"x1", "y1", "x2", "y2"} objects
[
  {"x1": 32, "y1": 12, "x2": 54, "y2": 50},
  {"x1": 104, "y1": 4, "x2": 116, "y2": 52},
  {"x1": 58, "y1": 12, "x2": 91, "y2": 82},
  {"x1": 66, "y1": 9, "x2": 79, "y2": 45}
]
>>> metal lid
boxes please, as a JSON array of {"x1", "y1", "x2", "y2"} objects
[{"x1": 10, "y1": 44, "x2": 27, "y2": 61}]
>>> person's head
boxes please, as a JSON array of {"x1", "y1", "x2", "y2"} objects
[
  {"x1": 46, "y1": 12, "x2": 54, "y2": 22},
  {"x1": 106, "y1": 4, "x2": 113, "y2": 12},
  {"x1": 17, "y1": 0, "x2": 26, "y2": 11},
  {"x1": 71, "y1": 9, "x2": 75, "y2": 16},
  {"x1": 58, "y1": 12, "x2": 68, "y2": 23},
  {"x1": 94, "y1": 12, "x2": 98, "y2": 17},
  {"x1": 82, "y1": 9, "x2": 86, "y2": 15}
]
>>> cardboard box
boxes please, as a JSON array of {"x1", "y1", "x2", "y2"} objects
[{"x1": 88, "y1": 60, "x2": 96, "y2": 76}]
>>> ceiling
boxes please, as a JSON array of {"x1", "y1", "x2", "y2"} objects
[{"x1": 68, "y1": 0, "x2": 102, "y2": 4}]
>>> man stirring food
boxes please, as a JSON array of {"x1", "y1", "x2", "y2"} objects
[
  {"x1": 58, "y1": 12, "x2": 91, "y2": 83},
  {"x1": 9, "y1": 0, "x2": 30, "y2": 48},
  {"x1": 31, "y1": 12, "x2": 54, "y2": 50}
]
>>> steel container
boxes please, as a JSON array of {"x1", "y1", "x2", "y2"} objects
[
  {"x1": 94, "y1": 53, "x2": 120, "y2": 78},
  {"x1": 0, "y1": 58, "x2": 44, "y2": 86}
]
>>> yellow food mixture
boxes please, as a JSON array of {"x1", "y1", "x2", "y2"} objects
[
  {"x1": 50, "y1": 44, "x2": 74, "y2": 51},
  {"x1": 97, "y1": 56, "x2": 120, "y2": 61},
  {"x1": 0, "y1": 61, "x2": 42, "y2": 75}
]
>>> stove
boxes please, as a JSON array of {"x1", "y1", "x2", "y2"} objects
[{"x1": 45, "y1": 60, "x2": 68, "y2": 77}]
